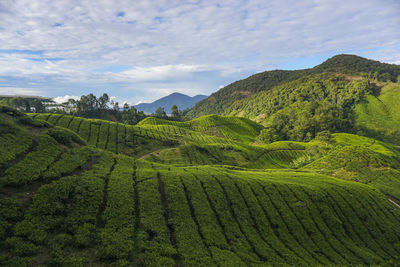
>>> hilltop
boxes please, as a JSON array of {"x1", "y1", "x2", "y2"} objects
[
  {"x1": 135, "y1": 92, "x2": 207, "y2": 114},
  {"x1": 186, "y1": 55, "x2": 400, "y2": 144},
  {"x1": 1, "y1": 107, "x2": 400, "y2": 265}
]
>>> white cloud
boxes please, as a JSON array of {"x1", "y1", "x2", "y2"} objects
[
  {"x1": 0, "y1": 0, "x2": 399, "y2": 104},
  {"x1": 116, "y1": 64, "x2": 208, "y2": 82},
  {"x1": 53, "y1": 95, "x2": 80, "y2": 103},
  {"x1": 0, "y1": 87, "x2": 43, "y2": 96}
]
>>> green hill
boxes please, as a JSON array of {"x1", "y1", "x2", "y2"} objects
[
  {"x1": 187, "y1": 54, "x2": 400, "y2": 119},
  {"x1": 186, "y1": 55, "x2": 400, "y2": 144},
  {"x1": 138, "y1": 114, "x2": 263, "y2": 144},
  {"x1": 354, "y1": 82, "x2": 400, "y2": 144},
  {"x1": 1, "y1": 107, "x2": 400, "y2": 266}
]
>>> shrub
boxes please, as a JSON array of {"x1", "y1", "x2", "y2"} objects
[
  {"x1": 75, "y1": 223, "x2": 95, "y2": 246},
  {"x1": 0, "y1": 105, "x2": 24, "y2": 117},
  {"x1": 17, "y1": 115, "x2": 50, "y2": 127},
  {"x1": 0, "y1": 118, "x2": 18, "y2": 134},
  {"x1": 256, "y1": 128, "x2": 280, "y2": 144},
  {"x1": 315, "y1": 130, "x2": 332, "y2": 142},
  {"x1": 48, "y1": 126, "x2": 86, "y2": 146},
  {"x1": 5, "y1": 237, "x2": 39, "y2": 256}
]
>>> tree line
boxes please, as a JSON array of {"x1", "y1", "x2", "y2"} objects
[{"x1": 1, "y1": 93, "x2": 185, "y2": 125}]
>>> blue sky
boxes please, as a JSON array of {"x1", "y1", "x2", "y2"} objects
[{"x1": 0, "y1": 0, "x2": 399, "y2": 104}]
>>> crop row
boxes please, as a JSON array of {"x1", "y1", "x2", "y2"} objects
[
  {"x1": 12, "y1": 151, "x2": 115, "y2": 250},
  {"x1": 98, "y1": 155, "x2": 135, "y2": 260},
  {"x1": 3, "y1": 148, "x2": 400, "y2": 265},
  {"x1": 41, "y1": 146, "x2": 96, "y2": 180},
  {"x1": 155, "y1": 166, "x2": 400, "y2": 265},
  {"x1": 0, "y1": 131, "x2": 33, "y2": 167},
  {"x1": 130, "y1": 165, "x2": 399, "y2": 265},
  {"x1": 1, "y1": 135, "x2": 63, "y2": 186},
  {"x1": 39, "y1": 115, "x2": 174, "y2": 152},
  {"x1": 135, "y1": 169, "x2": 177, "y2": 266},
  {"x1": 36, "y1": 115, "x2": 244, "y2": 157}
]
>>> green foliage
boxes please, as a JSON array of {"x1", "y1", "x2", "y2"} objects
[
  {"x1": 98, "y1": 155, "x2": 136, "y2": 260},
  {"x1": 1, "y1": 134, "x2": 63, "y2": 186},
  {"x1": 154, "y1": 106, "x2": 167, "y2": 118},
  {"x1": 226, "y1": 74, "x2": 373, "y2": 141},
  {"x1": 121, "y1": 106, "x2": 146, "y2": 125},
  {"x1": 42, "y1": 146, "x2": 95, "y2": 180},
  {"x1": 18, "y1": 115, "x2": 50, "y2": 127},
  {"x1": 0, "y1": 105, "x2": 25, "y2": 117},
  {"x1": 256, "y1": 128, "x2": 279, "y2": 144},
  {"x1": 354, "y1": 83, "x2": 400, "y2": 144},
  {"x1": 315, "y1": 130, "x2": 332, "y2": 142},
  {"x1": 187, "y1": 54, "x2": 400, "y2": 119},
  {"x1": 314, "y1": 54, "x2": 400, "y2": 82},
  {"x1": 186, "y1": 69, "x2": 308, "y2": 119},
  {"x1": 48, "y1": 126, "x2": 86, "y2": 146},
  {"x1": 2, "y1": 102, "x2": 400, "y2": 266},
  {"x1": 0, "y1": 117, "x2": 33, "y2": 166}
]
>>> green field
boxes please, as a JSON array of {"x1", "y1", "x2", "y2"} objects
[
  {"x1": 354, "y1": 83, "x2": 400, "y2": 144},
  {"x1": 1, "y1": 106, "x2": 400, "y2": 266}
]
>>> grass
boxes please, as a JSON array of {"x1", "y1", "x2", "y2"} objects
[{"x1": 355, "y1": 83, "x2": 400, "y2": 144}]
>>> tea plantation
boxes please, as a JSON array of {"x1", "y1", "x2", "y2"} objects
[{"x1": 1, "y1": 107, "x2": 400, "y2": 266}]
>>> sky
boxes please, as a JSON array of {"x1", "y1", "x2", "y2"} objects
[{"x1": 0, "y1": 0, "x2": 400, "y2": 105}]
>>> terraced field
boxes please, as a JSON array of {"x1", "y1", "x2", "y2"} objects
[
  {"x1": 1, "y1": 108, "x2": 400, "y2": 266},
  {"x1": 28, "y1": 113, "x2": 308, "y2": 169}
]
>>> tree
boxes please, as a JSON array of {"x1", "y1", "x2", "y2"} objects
[
  {"x1": 77, "y1": 95, "x2": 89, "y2": 112},
  {"x1": 87, "y1": 93, "x2": 98, "y2": 110},
  {"x1": 98, "y1": 93, "x2": 109, "y2": 109},
  {"x1": 121, "y1": 106, "x2": 138, "y2": 125},
  {"x1": 65, "y1": 99, "x2": 77, "y2": 113},
  {"x1": 24, "y1": 99, "x2": 31, "y2": 112},
  {"x1": 379, "y1": 72, "x2": 391, "y2": 82},
  {"x1": 171, "y1": 105, "x2": 181, "y2": 120},
  {"x1": 112, "y1": 101, "x2": 119, "y2": 111},
  {"x1": 32, "y1": 99, "x2": 45, "y2": 113},
  {"x1": 155, "y1": 106, "x2": 166, "y2": 118},
  {"x1": 257, "y1": 128, "x2": 279, "y2": 144},
  {"x1": 123, "y1": 103, "x2": 130, "y2": 112}
]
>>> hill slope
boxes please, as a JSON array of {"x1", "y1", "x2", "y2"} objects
[
  {"x1": 187, "y1": 55, "x2": 400, "y2": 140},
  {"x1": 186, "y1": 55, "x2": 400, "y2": 144},
  {"x1": 135, "y1": 92, "x2": 207, "y2": 114},
  {"x1": 354, "y1": 82, "x2": 400, "y2": 144},
  {"x1": 1, "y1": 108, "x2": 400, "y2": 265}
]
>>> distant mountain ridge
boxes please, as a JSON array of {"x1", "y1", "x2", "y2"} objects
[{"x1": 135, "y1": 92, "x2": 207, "y2": 114}]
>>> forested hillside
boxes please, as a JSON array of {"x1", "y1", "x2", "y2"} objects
[
  {"x1": 1, "y1": 106, "x2": 400, "y2": 266},
  {"x1": 186, "y1": 55, "x2": 400, "y2": 144}
]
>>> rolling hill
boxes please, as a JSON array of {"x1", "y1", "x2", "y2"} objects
[
  {"x1": 1, "y1": 107, "x2": 400, "y2": 266},
  {"x1": 135, "y1": 92, "x2": 207, "y2": 114}
]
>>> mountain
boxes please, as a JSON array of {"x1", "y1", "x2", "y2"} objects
[
  {"x1": 1, "y1": 107, "x2": 400, "y2": 265},
  {"x1": 186, "y1": 54, "x2": 400, "y2": 145},
  {"x1": 135, "y1": 92, "x2": 207, "y2": 114},
  {"x1": 186, "y1": 54, "x2": 400, "y2": 120}
]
